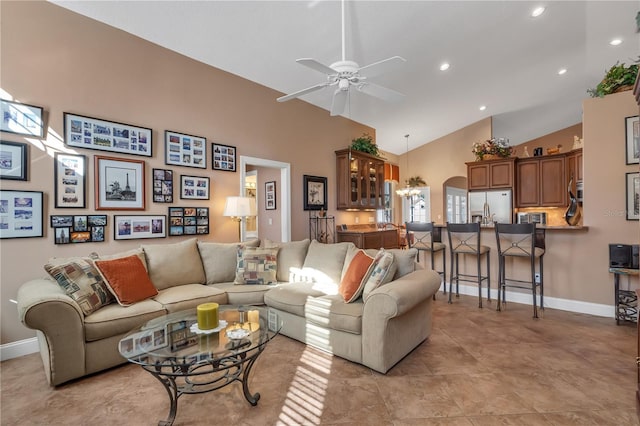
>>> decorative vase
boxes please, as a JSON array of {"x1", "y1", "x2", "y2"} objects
[{"x1": 481, "y1": 154, "x2": 501, "y2": 161}]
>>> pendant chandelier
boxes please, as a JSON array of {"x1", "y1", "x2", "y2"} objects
[{"x1": 395, "y1": 134, "x2": 421, "y2": 197}]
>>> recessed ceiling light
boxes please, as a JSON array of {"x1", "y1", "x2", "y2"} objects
[
  {"x1": 610, "y1": 38, "x2": 622, "y2": 46},
  {"x1": 531, "y1": 6, "x2": 545, "y2": 17},
  {"x1": 558, "y1": 68, "x2": 567, "y2": 75},
  {"x1": 479, "y1": 105, "x2": 487, "y2": 111},
  {"x1": 440, "y1": 63, "x2": 450, "y2": 71}
]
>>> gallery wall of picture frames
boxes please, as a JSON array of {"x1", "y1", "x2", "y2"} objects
[{"x1": 51, "y1": 214, "x2": 107, "y2": 244}]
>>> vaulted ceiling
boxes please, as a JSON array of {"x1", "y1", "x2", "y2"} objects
[{"x1": 51, "y1": 1, "x2": 639, "y2": 155}]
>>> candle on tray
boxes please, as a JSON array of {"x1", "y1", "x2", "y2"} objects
[{"x1": 197, "y1": 303, "x2": 219, "y2": 330}]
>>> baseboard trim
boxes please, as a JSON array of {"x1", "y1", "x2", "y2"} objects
[
  {"x1": 0, "y1": 288, "x2": 615, "y2": 362},
  {"x1": 0, "y1": 337, "x2": 38, "y2": 361}
]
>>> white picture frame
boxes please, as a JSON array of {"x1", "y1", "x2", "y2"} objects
[{"x1": 114, "y1": 215, "x2": 166, "y2": 240}]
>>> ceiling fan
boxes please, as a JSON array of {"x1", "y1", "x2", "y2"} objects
[{"x1": 276, "y1": 0, "x2": 406, "y2": 116}]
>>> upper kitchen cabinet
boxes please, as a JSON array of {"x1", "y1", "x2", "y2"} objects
[
  {"x1": 516, "y1": 154, "x2": 566, "y2": 207},
  {"x1": 336, "y1": 149, "x2": 385, "y2": 210},
  {"x1": 565, "y1": 148, "x2": 583, "y2": 195},
  {"x1": 466, "y1": 158, "x2": 515, "y2": 190}
]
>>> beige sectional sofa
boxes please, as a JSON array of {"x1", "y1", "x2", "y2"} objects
[{"x1": 17, "y1": 238, "x2": 441, "y2": 386}]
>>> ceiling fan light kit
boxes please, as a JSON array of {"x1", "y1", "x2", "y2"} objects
[{"x1": 276, "y1": 0, "x2": 405, "y2": 116}]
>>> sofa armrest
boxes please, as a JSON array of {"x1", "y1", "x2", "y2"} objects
[
  {"x1": 364, "y1": 268, "x2": 440, "y2": 317},
  {"x1": 17, "y1": 278, "x2": 86, "y2": 386}
]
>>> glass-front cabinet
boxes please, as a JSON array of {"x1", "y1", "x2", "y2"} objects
[{"x1": 336, "y1": 149, "x2": 385, "y2": 210}]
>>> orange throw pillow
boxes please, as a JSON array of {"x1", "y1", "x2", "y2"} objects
[
  {"x1": 339, "y1": 250, "x2": 374, "y2": 303},
  {"x1": 94, "y1": 255, "x2": 158, "y2": 306}
]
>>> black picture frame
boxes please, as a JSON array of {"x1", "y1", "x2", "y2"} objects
[
  {"x1": 64, "y1": 112, "x2": 152, "y2": 157},
  {"x1": 212, "y1": 143, "x2": 236, "y2": 172},
  {"x1": 164, "y1": 130, "x2": 207, "y2": 169},
  {"x1": 168, "y1": 206, "x2": 209, "y2": 236},
  {"x1": 95, "y1": 155, "x2": 146, "y2": 210},
  {"x1": 54, "y1": 153, "x2": 86, "y2": 208},
  {"x1": 180, "y1": 175, "x2": 210, "y2": 200},
  {"x1": 51, "y1": 214, "x2": 107, "y2": 244},
  {"x1": 303, "y1": 175, "x2": 327, "y2": 211},
  {"x1": 265, "y1": 181, "x2": 276, "y2": 210},
  {"x1": 625, "y1": 115, "x2": 639, "y2": 165},
  {"x1": 0, "y1": 190, "x2": 44, "y2": 239},
  {"x1": 1, "y1": 99, "x2": 44, "y2": 138},
  {"x1": 152, "y1": 168, "x2": 174, "y2": 203},
  {"x1": 0, "y1": 140, "x2": 28, "y2": 181},
  {"x1": 626, "y1": 172, "x2": 639, "y2": 220}
]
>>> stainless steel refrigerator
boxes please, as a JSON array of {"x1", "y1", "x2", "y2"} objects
[{"x1": 468, "y1": 189, "x2": 513, "y2": 224}]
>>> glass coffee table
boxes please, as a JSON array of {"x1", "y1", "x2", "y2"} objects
[{"x1": 119, "y1": 305, "x2": 282, "y2": 426}]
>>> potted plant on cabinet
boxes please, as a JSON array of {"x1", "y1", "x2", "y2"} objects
[
  {"x1": 587, "y1": 59, "x2": 639, "y2": 98},
  {"x1": 350, "y1": 133, "x2": 381, "y2": 157}
]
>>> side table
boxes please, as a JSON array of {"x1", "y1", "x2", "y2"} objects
[{"x1": 610, "y1": 267, "x2": 639, "y2": 325}]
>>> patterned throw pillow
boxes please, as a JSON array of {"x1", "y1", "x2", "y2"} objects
[
  {"x1": 339, "y1": 250, "x2": 375, "y2": 303},
  {"x1": 94, "y1": 254, "x2": 158, "y2": 306},
  {"x1": 362, "y1": 249, "x2": 397, "y2": 301},
  {"x1": 234, "y1": 247, "x2": 279, "y2": 285},
  {"x1": 44, "y1": 256, "x2": 114, "y2": 315}
]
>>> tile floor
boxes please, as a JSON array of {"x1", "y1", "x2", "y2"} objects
[{"x1": 2, "y1": 294, "x2": 639, "y2": 425}]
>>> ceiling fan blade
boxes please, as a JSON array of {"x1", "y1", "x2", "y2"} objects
[
  {"x1": 296, "y1": 58, "x2": 337, "y2": 75},
  {"x1": 277, "y1": 82, "x2": 330, "y2": 102},
  {"x1": 358, "y1": 56, "x2": 406, "y2": 78},
  {"x1": 357, "y1": 82, "x2": 405, "y2": 103},
  {"x1": 330, "y1": 89, "x2": 348, "y2": 116}
]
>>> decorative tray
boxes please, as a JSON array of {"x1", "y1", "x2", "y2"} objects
[{"x1": 189, "y1": 320, "x2": 227, "y2": 335}]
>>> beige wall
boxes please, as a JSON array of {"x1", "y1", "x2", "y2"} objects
[
  {"x1": 0, "y1": 2, "x2": 374, "y2": 344},
  {"x1": 513, "y1": 123, "x2": 583, "y2": 158}
]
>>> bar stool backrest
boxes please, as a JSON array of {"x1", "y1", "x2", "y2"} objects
[
  {"x1": 447, "y1": 222, "x2": 481, "y2": 254},
  {"x1": 405, "y1": 221, "x2": 436, "y2": 251},
  {"x1": 495, "y1": 223, "x2": 544, "y2": 258}
]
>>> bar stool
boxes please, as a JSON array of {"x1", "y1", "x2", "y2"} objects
[
  {"x1": 494, "y1": 223, "x2": 545, "y2": 318},
  {"x1": 405, "y1": 221, "x2": 447, "y2": 294},
  {"x1": 446, "y1": 222, "x2": 491, "y2": 307}
]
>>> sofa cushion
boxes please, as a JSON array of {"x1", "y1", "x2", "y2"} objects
[
  {"x1": 152, "y1": 284, "x2": 227, "y2": 313},
  {"x1": 388, "y1": 248, "x2": 418, "y2": 279},
  {"x1": 264, "y1": 282, "x2": 327, "y2": 317},
  {"x1": 306, "y1": 294, "x2": 363, "y2": 334},
  {"x1": 302, "y1": 240, "x2": 353, "y2": 285},
  {"x1": 210, "y1": 282, "x2": 273, "y2": 305},
  {"x1": 362, "y1": 249, "x2": 397, "y2": 301},
  {"x1": 234, "y1": 247, "x2": 279, "y2": 285},
  {"x1": 84, "y1": 299, "x2": 166, "y2": 342},
  {"x1": 263, "y1": 239, "x2": 310, "y2": 282},
  {"x1": 339, "y1": 250, "x2": 374, "y2": 303},
  {"x1": 94, "y1": 255, "x2": 158, "y2": 306},
  {"x1": 198, "y1": 239, "x2": 260, "y2": 284},
  {"x1": 44, "y1": 256, "x2": 114, "y2": 316},
  {"x1": 142, "y1": 238, "x2": 205, "y2": 290}
]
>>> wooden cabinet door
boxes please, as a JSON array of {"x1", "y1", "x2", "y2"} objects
[
  {"x1": 489, "y1": 161, "x2": 514, "y2": 188},
  {"x1": 540, "y1": 156, "x2": 566, "y2": 206},
  {"x1": 467, "y1": 163, "x2": 489, "y2": 190},
  {"x1": 565, "y1": 149, "x2": 582, "y2": 195},
  {"x1": 336, "y1": 153, "x2": 350, "y2": 210},
  {"x1": 516, "y1": 160, "x2": 539, "y2": 207}
]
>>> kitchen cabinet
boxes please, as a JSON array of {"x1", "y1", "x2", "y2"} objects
[
  {"x1": 565, "y1": 148, "x2": 583, "y2": 195},
  {"x1": 336, "y1": 149, "x2": 385, "y2": 210},
  {"x1": 336, "y1": 229, "x2": 399, "y2": 249},
  {"x1": 466, "y1": 158, "x2": 515, "y2": 190},
  {"x1": 516, "y1": 155, "x2": 566, "y2": 207}
]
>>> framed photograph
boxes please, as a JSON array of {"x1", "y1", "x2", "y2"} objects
[
  {"x1": 0, "y1": 141, "x2": 28, "y2": 181},
  {"x1": 0, "y1": 190, "x2": 43, "y2": 239},
  {"x1": 54, "y1": 153, "x2": 86, "y2": 208},
  {"x1": 303, "y1": 175, "x2": 327, "y2": 211},
  {"x1": 1, "y1": 99, "x2": 44, "y2": 137},
  {"x1": 50, "y1": 214, "x2": 106, "y2": 244},
  {"x1": 168, "y1": 206, "x2": 209, "y2": 236},
  {"x1": 95, "y1": 156, "x2": 145, "y2": 210},
  {"x1": 165, "y1": 131, "x2": 206, "y2": 169},
  {"x1": 212, "y1": 143, "x2": 236, "y2": 172},
  {"x1": 625, "y1": 115, "x2": 639, "y2": 165},
  {"x1": 63, "y1": 112, "x2": 152, "y2": 157},
  {"x1": 626, "y1": 172, "x2": 639, "y2": 220},
  {"x1": 180, "y1": 175, "x2": 210, "y2": 200},
  {"x1": 152, "y1": 168, "x2": 173, "y2": 203},
  {"x1": 265, "y1": 181, "x2": 276, "y2": 210},
  {"x1": 114, "y1": 215, "x2": 166, "y2": 240}
]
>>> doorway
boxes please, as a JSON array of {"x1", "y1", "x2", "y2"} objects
[
  {"x1": 244, "y1": 170, "x2": 258, "y2": 240},
  {"x1": 239, "y1": 156, "x2": 291, "y2": 242}
]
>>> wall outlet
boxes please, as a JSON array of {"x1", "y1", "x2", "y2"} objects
[
  {"x1": 354, "y1": 217, "x2": 359, "y2": 224},
  {"x1": 535, "y1": 273, "x2": 541, "y2": 284},
  {"x1": 368, "y1": 216, "x2": 374, "y2": 223}
]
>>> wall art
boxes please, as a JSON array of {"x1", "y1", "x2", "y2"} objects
[
  {"x1": 212, "y1": 143, "x2": 236, "y2": 172},
  {"x1": 1, "y1": 99, "x2": 44, "y2": 137},
  {"x1": 51, "y1": 214, "x2": 106, "y2": 244},
  {"x1": 180, "y1": 175, "x2": 210, "y2": 200},
  {"x1": 64, "y1": 112, "x2": 152, "y2": 157},
  {"x1": 0, "y1": 140, "x2": 28, "y2": 181},
  {"x1": 152, "y1": 168, "x2": 173, "y2": 203},
  {"x1": 626, "y1": 172, "x2": 639, "y2": 220},
  {"x1": 95, "y1": 155, "x2": 145, "y2": 210},
  {"x1": 265, "y1": 181, "x2": 276, "y2": 210},
  {"x1": 54, "y1": 153, "x2": 86, "y2": 208},
  {"x1": 165, "y1": 130, "x2": 206, "y2": 169},
  {"x1": 114, "y1": 215, "x2": 166, "y2": 240},
  {"x1": 625, "y1": 115, "x2": 639, "y2": 165},
  {"x1": 168, "y1": 207, "x2": 209, "y2": 236},
  {"x1": 303, "y1": 175, "x2": 327, "y2": 211},
  {"x1": 0, "y1": 190, "x2": 43, "y2": 239}
]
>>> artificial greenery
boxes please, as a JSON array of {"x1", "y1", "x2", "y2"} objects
[
  {"x1": 406, "y1": 176, "x2": 426, "y2": 187},
  {"x1": 472, "y1": 138, "x2": 513, "y2": 160},
  {"x1": 587, "y1": 59, "x2": 639, "y2": 98},
  {"x1": 350, "y1": 133, "x2": 380, "y2": 157}
]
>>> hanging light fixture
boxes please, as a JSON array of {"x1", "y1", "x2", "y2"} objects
[{"x1": 395, "y1": 134, "x2": 421, "y2": 197}]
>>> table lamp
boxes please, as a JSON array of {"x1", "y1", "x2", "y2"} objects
[{"x1": 223, "y1": 196, "x2": 256, "y2": 240}]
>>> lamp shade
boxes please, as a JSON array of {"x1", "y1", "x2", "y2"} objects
[
  {"x1": 384, "y1": 163, "x2": 399, "y2": 182},
  {"x1": 223, "y1": 196, "x2": 256, "y2": 217}
]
